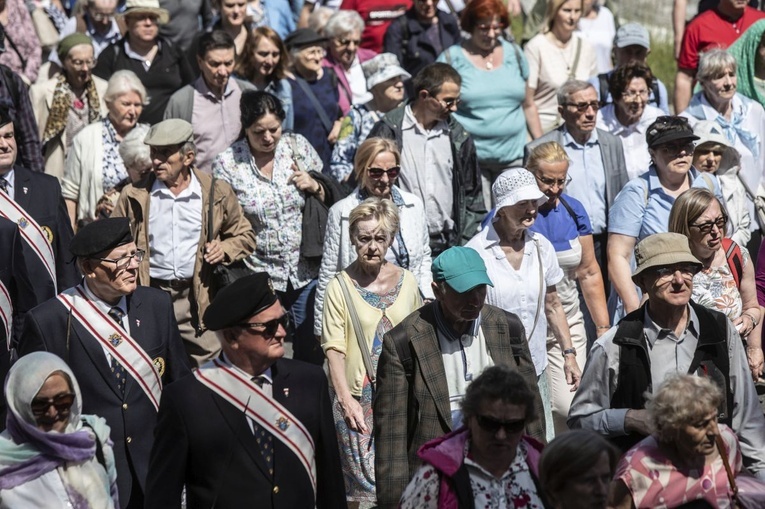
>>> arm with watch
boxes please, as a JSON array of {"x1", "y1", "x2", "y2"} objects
[{"x1": 544, "y1": 285, "x2": 581, "y2": 391}]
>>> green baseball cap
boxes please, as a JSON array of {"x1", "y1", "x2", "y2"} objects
[{"x1": 432, "y1": 247, "x2": 493, "y2": 293}]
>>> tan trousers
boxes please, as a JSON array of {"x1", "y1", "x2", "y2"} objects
[{"x1": 546, "y1": 309, "x2": 588, "y2": 436}]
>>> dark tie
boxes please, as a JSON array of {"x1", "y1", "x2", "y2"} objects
[
  {"x1": 108, "y1": 307, "x2": 127, "y2": 395},
  {"x1": 252, "y1": 376, "x2": 274, "y2": 476},
  {"x1": 0, "y1": 177, "x2": 8, "y2": 194}
]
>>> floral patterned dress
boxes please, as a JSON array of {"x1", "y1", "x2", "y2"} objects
[
  {"x1": 692, "y1": 248, "x2": 750, "y2": 321},
  {"x1": 331, "y1": 270, "x2": 405, "y2": 502}
]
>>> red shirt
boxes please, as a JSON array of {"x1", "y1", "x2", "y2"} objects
[
  {"x1": 678, "y1": 6, "x2": 765, "y2": 71},
  {"x1": 340, "y1": 0, "x2": 412, "y2": 53}
]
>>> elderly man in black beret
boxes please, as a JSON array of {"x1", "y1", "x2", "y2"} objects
[
  {"x1": 19, "y1": 217, "x2": 191, "y2": 509},
  {"x1": 145, "y1": 272, "x2": 347, "y2": 509}
]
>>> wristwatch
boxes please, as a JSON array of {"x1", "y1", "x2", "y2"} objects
[{"x1": 562, "y1": 348, "x2": 577, "y2": 357}]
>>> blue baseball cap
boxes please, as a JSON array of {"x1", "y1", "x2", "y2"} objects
[{"x1": 432, "y1": 247, "x2": 493, "y2": 293}]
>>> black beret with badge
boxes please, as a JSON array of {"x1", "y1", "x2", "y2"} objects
[
  {"x1": 70, "y1": 217, "x2": 133, "y2": 257},
  {"x1": 204, "y1": 273, "x2": 278, "y2": 331}
]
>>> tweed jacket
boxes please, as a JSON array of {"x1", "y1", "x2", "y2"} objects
[
  {"x1": 111, "y1": 168, "x2": 256, "y2": 334},
  {"x1": 524, "y1": 125, "x2": 628, "y2": 210},
  {"x1": 373, "y1": 302, "x2": 545, "y2": 509}
]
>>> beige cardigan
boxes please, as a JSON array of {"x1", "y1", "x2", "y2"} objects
[{"x1": 322, "y1": 269, "x2": 422, "y2": 396}]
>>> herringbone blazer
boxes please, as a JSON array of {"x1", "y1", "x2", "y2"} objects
[{"x1": 373, "y1": 302, "x2": 544, "y2": 509}]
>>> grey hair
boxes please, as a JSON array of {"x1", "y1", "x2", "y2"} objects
[
  {"x1": 556, "y1": 79, "x2": 595, "y2": 106},
  {"x1": 646, "y1": 374, "x2": 723, "y2": 443},
  {"x1": 697, "y1": 48, "x2": 737, "y2": 84},
  {"x1": 104, "y1": 70, "x2": 148, "y2": 105},
  {"x1": 324, "y1": 9, "x2": 364, "y2": 39},
  {"x1": 118, "y1": 123, "x2": 151, "y2": 170},
  {"x1": 180, "y1": 141, "x2": 197, "y2": 158}
]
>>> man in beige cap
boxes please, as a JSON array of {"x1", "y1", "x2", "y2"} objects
[
  {"x1": 113, "y1": 118, "x2": 256, "y2": 367},
  {"x1": 569, "y1": 232, "x2": 765, "y2": 479}
]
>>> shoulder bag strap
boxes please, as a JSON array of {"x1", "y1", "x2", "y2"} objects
[
  {"x1": 557, "y1": 194, "x2": 582, "y2": 232},
  {"x1": 568, "y1": 37, "x2": 582, "y2": 79},
  {"x1": 294, "y1": 76, "x2": 333, "y2": 133},
  {"x1": 207, "y1": 176, "x2": 215, "y2": 244},
  {"x1": 3, "y1": 32, "x2": 27, "y2": 71},
  {"x1": 527, "y1": 237, "x2": 545, "y2": 341},
  {"x1": 335, "y1": 274, "x2": 377, "y2": 389},
  {"x1": 715, "y1": 433, "x2": 741, "y2": 506}
]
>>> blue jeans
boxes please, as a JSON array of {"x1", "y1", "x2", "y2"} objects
[{"x1": 278, "y1": 278, "x2": 323, "y2": 365}]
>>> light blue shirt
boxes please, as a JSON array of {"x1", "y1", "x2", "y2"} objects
[
  {"x1": 588, "y1": 72, "x2": 670, "y2": 115},
  {"x1": 562, "y1": 127, "x2": 607, "y2": 235}
]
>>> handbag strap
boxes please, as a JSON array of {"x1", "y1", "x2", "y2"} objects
[
  {"x1": 526, "y1": 237, "x2": 545, "y2": 341},
  {"x1": 568, "y1": 37, "x2": 582, "y2": 79},
  {"x1": 207, "y1": 176, "x2": 215, "y2": 244},
  {"x1": 716, "y1": 433, "x2": 740, "y2": 503},
  {"x1": 294, "y1": 76, "x2": 333, "y2": 133},
  {"x1": 335, "y1": 273, "x2": 376, "y2": 389}
]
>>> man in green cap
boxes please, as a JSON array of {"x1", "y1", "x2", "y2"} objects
[
  {"x1": 30, "y1": 33, "x2": 107, "y2": 180},
  {"x1": 373, "y1": 245, "x2": 545, "y2": 509}
]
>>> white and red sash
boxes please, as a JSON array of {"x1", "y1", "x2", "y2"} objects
[
  {"x1": 194, "y1": 358, "x2": 317, "y2": 496},
  {"x1": 0, "y1": 279, "x2": 11, "y2": 347},
  {"x1": 56, "y1": 286, "x2": 162, "y2": 410},
  {"x1": 0, "y1": 192, "x2": 56, "y2": 288}
]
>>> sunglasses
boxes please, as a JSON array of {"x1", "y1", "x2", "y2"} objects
[
  {"x1": 367, "y1": 166, "x2": 400, "y2": 179},
  {"x1": 689, "y1": 215, "x2": 727, "y2": 234},
  {"x1": 475, "y1": 414, "x2": 526, "y2": 434},
  {"x1": 652, "y1": 264, "x2": 699, "y2": 282},
  {"x1": 31, "y1": 392, "x2": 76, "y2": 417},
  {"x1": 238, "y1": 314, "x2": 290, "y2": 337}
]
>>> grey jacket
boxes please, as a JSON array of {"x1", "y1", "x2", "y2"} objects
[{"x1": 163, "y1": 77, "x2": 254, "y2": 122}]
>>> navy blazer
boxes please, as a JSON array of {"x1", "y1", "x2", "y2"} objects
[
  {"x1": 19, "y1": 285, "x2": 191, "y2": 509},
  {"x1": 145, "y1": 358, "x2": 347, "y2": 509},
  {"x1": 12, "y1": 165, "x2": 80, "y2": 295}
]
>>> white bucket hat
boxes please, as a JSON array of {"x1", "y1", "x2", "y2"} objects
[
  {"x1": 362, "y1": 53, "x2": 411, "y2": 90},
  {"x1": 693, "y1": 120, "x2": 731, "y2": 149},
  {"x1": 492, "y1": 168, "x2": 547, "y2": 210}
]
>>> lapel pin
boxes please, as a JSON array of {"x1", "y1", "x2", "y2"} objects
[
  {"x1": 283, "y1": 388, "x2": 290, "y2": 398},
  {"x1": 22, "y1": 187, "x2": 28, "y2": 194},
  {"x1": 136, "y1": 319, "x2": 140, "y2": 327}
]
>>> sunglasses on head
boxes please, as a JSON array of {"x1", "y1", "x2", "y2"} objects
[
  {"x1": 31, "y1": 392, "x2": 76, "y2": 417},
  {"x1": 367, "y1": 166, "x2": 400, "y2": 179},
  {"x1": 238, "y1": 313, "x2": 290, "y2": 337},
  {"x1": 475, "y1": 414, "x2": 526, "y2": 434}
]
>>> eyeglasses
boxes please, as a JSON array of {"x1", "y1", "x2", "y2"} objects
[
  {"x1": 334, "y1": 37, "x2": 360, "y2": 47},
  {"x1": 238, "y1": 313, "x2": 290, "y2": 337},
  {"x1": 367, "y1": 166, "x2": 401, "y2": 179},
  {"x1": 89, "y1": 9, "x2": 115, "y2": 22},
  {"x1": 652, "y1": 264, "x2": 699, "y2": 282},
  {"x1": 690, "y1": 215, "x2": 727, "y2": 234},
  {"x1": 31, "y1": 392, "x2": 76, "y2": 417},
  {"x1": 91, "y1": 249, "x2": 145, "y2": 270},
  {"x1": 563, "y1": 101, "x2": 600, "y2": 113},
  {"x1": 534, "y1": 173, "x2": 571, "y2": 188},
  {"x1": 430, "y1": 94, "x2": 460, "y2": 108},
  {"x1": 622, "y1": 89, "x2": 650, "y2": 100},
  {"x1": 67, "y1": 58, "x2": 96, "y2": 70},
  {"x1": 476, "y1": 23, "x2": 504, "y2": 33},
  {"x1": 658, "y1": 142, "x2": 695, "y2": 156},
  {"x1": 475, "y1": 414, "x2": 526, "y2": 434}
]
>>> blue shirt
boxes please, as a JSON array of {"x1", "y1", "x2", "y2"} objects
[
  {"x1": 588, "y1": 73, "x2": 670, "y2": 115},
  {"x1": 562, "y1": 127, "x2": 607, "y2": 235},
  {"x1": 530, "y1": 194, "x2": 592, "y2": 253}
]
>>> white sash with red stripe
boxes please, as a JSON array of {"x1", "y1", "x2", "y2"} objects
[
  {"x1": 56, "y1": 286, "x2": 163, "y2": 410},
  {"x1": 194, "y1": 358, "x2": 317, "y2": 496},
  {"x1": 0, "y1": 279, "x2": 11, "y2": 347},
  {"x1": 0, "y1": 192, "x2": 56, "y2": 288}
]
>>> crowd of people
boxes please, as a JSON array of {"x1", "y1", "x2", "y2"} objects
[{"x1": 3, "y1": 0, "x2": 765, "y2": 507}]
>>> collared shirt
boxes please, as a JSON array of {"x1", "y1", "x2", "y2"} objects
[
  {"x1": 398, "y1": 104, "x2": 454, "y2": 236},
  {"x1": 221, "y1": 353, "x2": 274, "y2": 434},
  {"x1": 124, "y1": 39, "x2": 162, "y2": 71},
  {"x1": 562, "y1": 126, "x2": 607, "y2": 234},
  {"x1": 81, "y1": 279, "x2": 130, "y2": 362},
  {"x1": 466, "y1": 223, "x2": 564, "y2": 376},
  {"x1": 191, "y1": 76, "x2": 244, "y2": 173},
  {"x1": 0, "y1": 168, "x2": 15, "y2": 199},
  {"x1": 596, "y1": 103, "x2": 662, "y2": 180},
  {"x1": 434, "y1": 306, "x2": 493, "y2": 427},
  {"x1": 148, "y1": 170, "x2": 203, "y2": 280},
  {"x1": 568, "y1": 304, "x2": 765, "y2": 480}
]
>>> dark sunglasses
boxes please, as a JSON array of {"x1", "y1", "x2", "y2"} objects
[
  {"x1": 31, "y1": 392, "x2": 76, "y2": 417},
  {"x1": 367, "y1": 166, "x2": 400, "y2": 179},
  {"x1": 689, "y1": 215, "x2": 727, "y2": 234},
  {"x1": 475, "y1": 415, "x2": 526, "y2": 434},
  {"x1": 238, "y1": 314, "x2": 290, "y2": 337}
]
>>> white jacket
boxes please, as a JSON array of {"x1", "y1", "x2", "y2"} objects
[{"x1": 313, "y1": 187, "x2": 434, "y2": 336}]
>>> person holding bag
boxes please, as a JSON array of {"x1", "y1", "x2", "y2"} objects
[{"x1": 321, "y1": 197, "x2": 422, "y2": 508}]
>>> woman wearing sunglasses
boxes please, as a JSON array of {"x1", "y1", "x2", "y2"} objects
[
  {"x1": 399, "y1": 365, "x2": 548, "y2": 508},
  {"x1": 669, "y1": 188, "x2": 764, "y2": 380},
  {"x1": 0, "y1": 352, "x2": 118, "y2": 508},
  {"x1": 315, "y1": 137, "x2": 433, "y2": 340}
]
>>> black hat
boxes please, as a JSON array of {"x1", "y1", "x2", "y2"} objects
[
  {"x1": 646, "y1": 116, "x2": 699, "y2": 149},
  {"x1": 0, "y1": 102, "x2": 13, "y2": 128},
  {"x1": 283, "y1": 28, "x2": 327, "y2": 50},
  {"x1": 203, "y1": 273, "x2": 279, "y2": 331},
  {"x1": 70, "y1": 217, "x2": 133, "y2": 257}
]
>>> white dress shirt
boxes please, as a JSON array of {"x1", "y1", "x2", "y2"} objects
[
  {"x1": 0, "y1": 168, "x2": 15, "y2": 199},
  {"x1": 81, "y1": 280, "x2": 130, "y2": 363}
]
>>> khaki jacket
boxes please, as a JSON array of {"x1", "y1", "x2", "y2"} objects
[{"x1": 112, "y1": 168, "x2": 256, "y2": 333}]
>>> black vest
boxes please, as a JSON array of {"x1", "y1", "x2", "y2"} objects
[{"x1": 609, "y1": 301, "x2": 734, "y2": 452}]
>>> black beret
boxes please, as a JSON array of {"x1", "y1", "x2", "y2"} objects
[
  {"x1": 70, "y1": 217, "x2": 133, "y2": 257},
  {"x1": 0, "y1": 102, "x2": 13, "y2": 128},
  {"x1": 283, "y1": 28, "x2": 327, "y2": 50},
  {"x1": 204, "y1": 273, "x2": 279, "y2": 331}
]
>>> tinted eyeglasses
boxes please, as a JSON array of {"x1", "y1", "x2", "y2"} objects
[
  {"x1": 91, "y1": 249, "x2": 145, "y2": 270},
  {"x1": 367, "y1": 166, "x2": 401, "y2": 179},
  {"x1": 31, "y1": 392, "x2": 76, "y2": 417},
  {"x1": 658, "y1": 141, "x2": 695, "y2": 156},
  {"x1": 563, "y1": 101, "x2": 600, "y2": 113},
  {"x1": 652, "y1": 264, "x2": 699, "y2": 282},
  {"x1": 239, "y1": 313, "x2": 290, "y2": 337},
  {"x1": 690, "y1": 215, "x2": 727, "y2": 234},
  {"x1": 475, "y1": 415, "x2": 526, "y2": 434},
  {"x1": 534, "y1": 173, "x2": 572, "y2": 188}
]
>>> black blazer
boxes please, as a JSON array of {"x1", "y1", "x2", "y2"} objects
[
  {"x1": 19, "y1": 285, "x2": 191, "y2": 509},
  {"x1": 145, "y1": 358, "x2": 347, "y2": 509},
  {"x1": 12, "y1": 165, "x2": 79, "y2": 295}
]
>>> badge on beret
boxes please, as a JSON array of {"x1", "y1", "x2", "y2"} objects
[
  {"x1": 276, "y1": 416, "x2": 290, "y2": 431},
  {"x1": 153, "y1": 357, "x2": 165, "y2": 377},
  {"x1": 109, "y1": 333, "x2": 122, "y2": 346},
  {"x1": 41, "y1": 226, "x2": 53, "y2": 244}
]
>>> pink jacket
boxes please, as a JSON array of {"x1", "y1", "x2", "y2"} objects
[{"x1": 323, "y1": 47, "x2": 377, "y2": 115}]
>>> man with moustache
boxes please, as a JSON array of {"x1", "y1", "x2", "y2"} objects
[
  {"x1": 19, "y1": 217, "x2": 191, "y2": 508},
  {"x1": 164, "y1": 30, "x2": 253, "y2": 173},
  {"x1": 373, "y1": 246, "x2": 545, "y2": 509}
]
